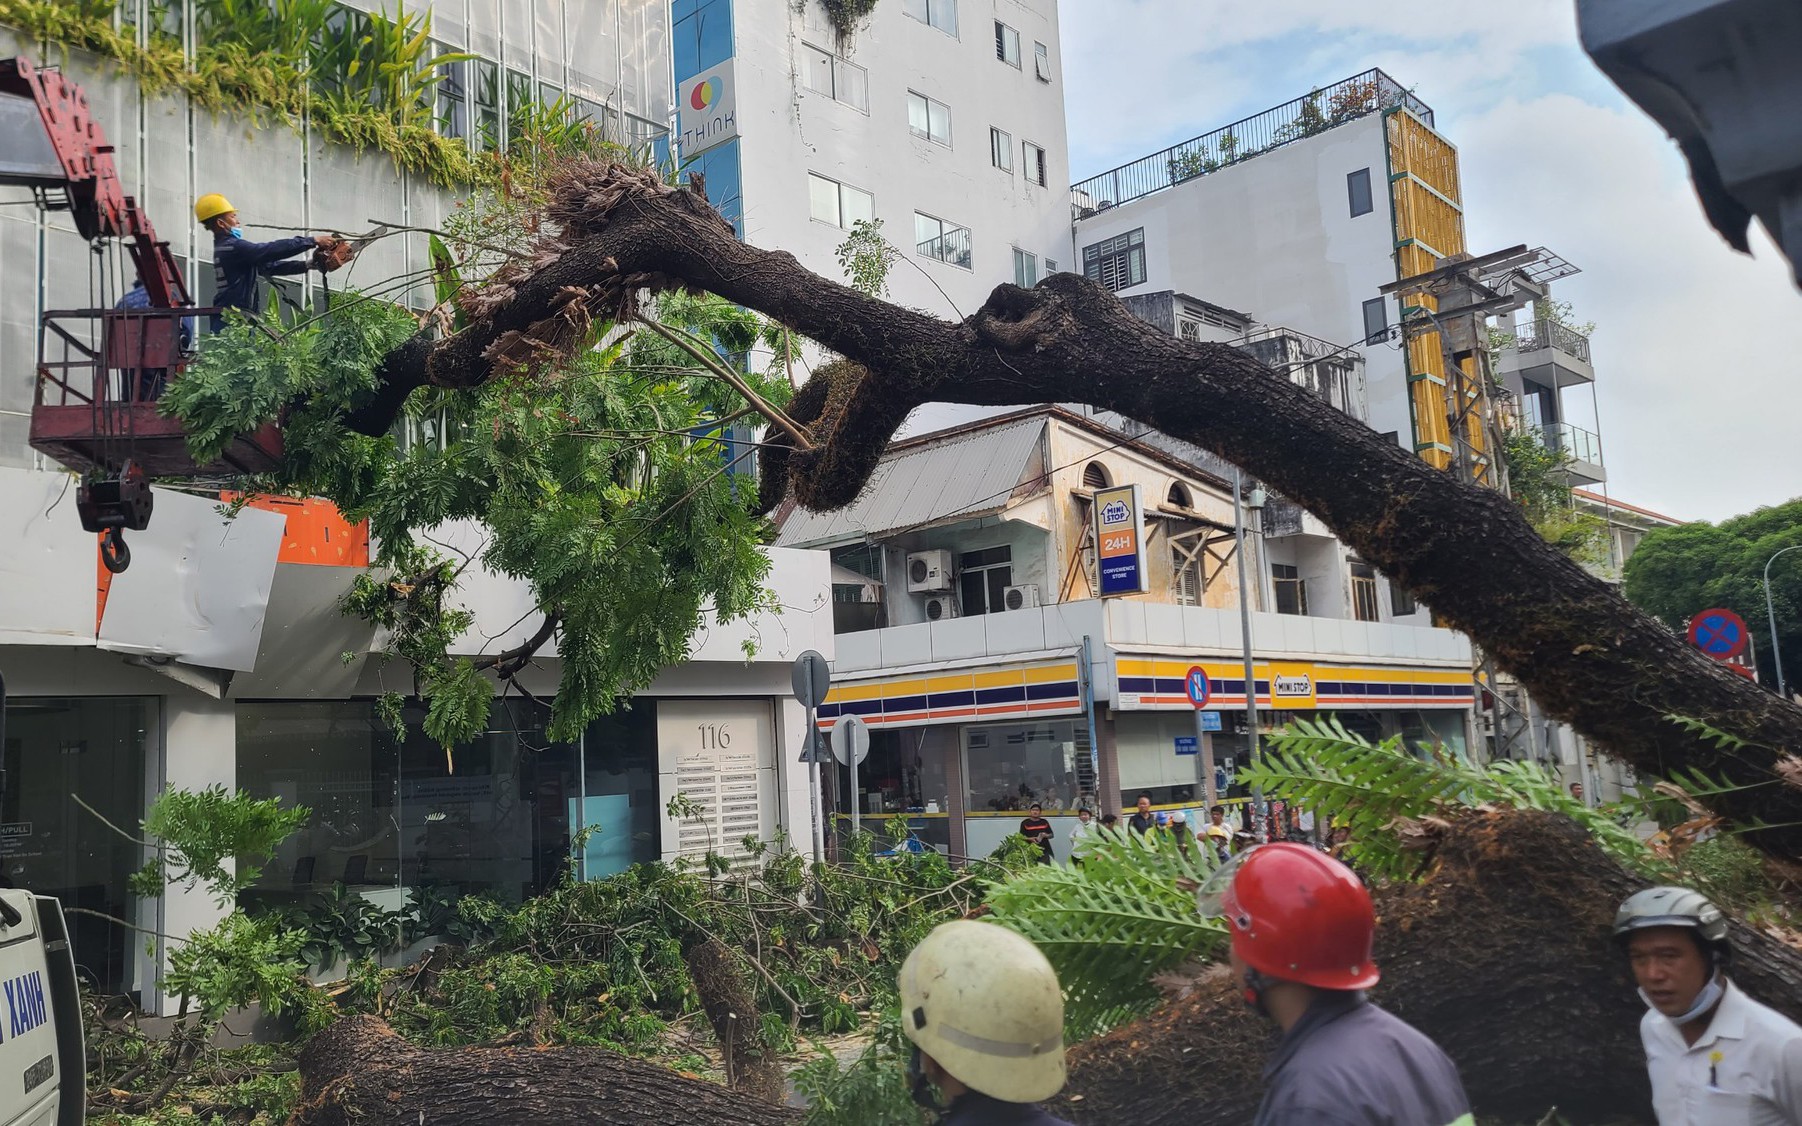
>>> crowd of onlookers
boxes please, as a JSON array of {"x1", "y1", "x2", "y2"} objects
[{"x1": 1017, "y1": 792, "x2": 1330, "y2": 866}]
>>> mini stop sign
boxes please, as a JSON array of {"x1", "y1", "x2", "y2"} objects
[
  {"x1": 1185, "y1": 666, "x2": 1212, "y2": 709},
  {"x1": 1687, "y1": 608, "x2": 1749, "y2": 660}
]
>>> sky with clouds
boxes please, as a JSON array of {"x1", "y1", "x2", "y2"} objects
[{"x1": 1056, "y1": 0, "x2": 1801, "y2": 524}]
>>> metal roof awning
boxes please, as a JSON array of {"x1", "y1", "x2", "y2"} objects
[{"x1": 776, "y1": 416, "x2": 1046, "y2": 548}]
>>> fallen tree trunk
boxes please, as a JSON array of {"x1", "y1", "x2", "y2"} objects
[
  {"x1": 287, "y1": 1015, "x2": 801, "y2": 1126},
  {"x1": 305, "y1": 164, "x2": 1802, "y2": 853},
  {"x1": 1060, "y1": 810, "x2": 1802, "y2": 1125}
]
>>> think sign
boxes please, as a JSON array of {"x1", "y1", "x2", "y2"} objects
[
  {"x1": 1093, "y1": 484, "x2": 1148, "y2": 596},
  {"x1": 677, "y1": 60, "x2": 738, "y2": 157}
]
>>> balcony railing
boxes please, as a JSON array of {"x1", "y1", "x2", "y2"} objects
[
  {"x1": 1071, "y1": 69, "x2": 1433, "y2": 215},
  {"x1": 1546, "y1": 422, "x2": 1603, "y2": 466},
  {"x1": 1512, "y1": 318, "x2": 1591, "y2": 365}
]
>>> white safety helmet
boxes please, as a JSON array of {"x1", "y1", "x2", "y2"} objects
[
  {"x1": 898, "y1": 919, "x2": 1066, "y2": 1103},
  {"x1": 1614, "y1": 886, "x2": 1730, "y2": 962}
]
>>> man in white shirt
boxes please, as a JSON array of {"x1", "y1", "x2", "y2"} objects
[{"x1": 1615, "y1": 886, "x2": 1802, "y2": 1124}]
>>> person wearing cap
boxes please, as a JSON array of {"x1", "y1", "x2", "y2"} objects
[
  {"x1": 899, "y1": 919, "x2": 1075, "y2": 1126},
  {"x1": 1167, "y1": 810, "x2": 1193, "y2": 857},
  {"x1": 193, "y1": 192, "x2": 340, "y2": 332},
  {"x1": 1200, "y1": 842, "x2": 1472, "y2": 1126},
  {"x1": 1202, "y1": 806, "x2": 1234, "y2": 862},
  {"x1": 1614, "y1": 886, "x2": 1802, "y2": 1124}
]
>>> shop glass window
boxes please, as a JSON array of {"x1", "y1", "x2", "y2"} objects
[{"x1": 963, "y1": 720, "x2": 1093, "y2": 813}]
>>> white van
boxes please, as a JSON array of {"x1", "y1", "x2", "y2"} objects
[{"x1": 0, "y1": 889, "x2": 82, "y2": 1126}]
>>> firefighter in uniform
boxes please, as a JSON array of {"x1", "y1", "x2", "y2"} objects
[
  {"x1": 1199, "y1": 842, "x2": 1474, "y2": 1126},
  {"x1": 1615, "y1": 886, "x2": 1802, "y2": 1124},
  {"x1": 898, "y1": 919, "x2": 1075, "y2": 1126}
]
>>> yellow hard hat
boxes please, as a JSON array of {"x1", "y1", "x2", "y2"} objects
[
  {"x1": 194, "y1": 193, "x2": 234, "y2": 223},
  {"x1": 899, "y1": 920, "x2": 1066, "y2": 1103}
]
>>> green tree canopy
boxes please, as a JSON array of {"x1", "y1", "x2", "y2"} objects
[{"x1": 1624, "y1": 498, "x2": 1802, "y2": 688}]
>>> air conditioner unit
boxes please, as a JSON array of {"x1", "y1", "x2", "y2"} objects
[
  {"x1": 924, "y1": 595, "x2": 960, "y2": 621},
  {"x1": 906, "y1": 549, "x2": 954, "y2": 592},
  {"x1": 1002, "y1": 584, "x2": 1040, "y2": 611}
]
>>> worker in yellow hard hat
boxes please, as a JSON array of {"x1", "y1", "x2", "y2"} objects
[{"x1": 194, "y1": 193, "x2": 341, "y2": 332}]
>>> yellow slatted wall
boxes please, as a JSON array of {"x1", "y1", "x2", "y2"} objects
[{"x1": 1386, "y1": 110, "x2": 1473, "y2": 474}]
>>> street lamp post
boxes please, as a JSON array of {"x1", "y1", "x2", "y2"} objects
[
  {"x1": 1765, "y1": 544, "x2": 1802, "y2": 700},
  {"x1": 1232, "y1": 467, "x2": 1267, "y2": 842}
]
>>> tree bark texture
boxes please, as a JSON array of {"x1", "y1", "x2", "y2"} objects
[
  {"x1": 286, "y1": 1014, "x2": 801, "y2": 1126},
  {"x1": 331, "y1": 163, "x2": 1802, "y2": 853},
  {"x1": 1059, "y1": 810, "x2": 1802, "y2": 1125}
]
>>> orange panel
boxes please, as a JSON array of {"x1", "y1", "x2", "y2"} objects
[
  {"x1": 221, "y1": 493, "x2": 370, "y2": 567},
  {"x1": 95, "y1": 538, "x2": 114, "y2": 635}
]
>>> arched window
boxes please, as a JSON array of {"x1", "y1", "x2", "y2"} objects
[
  {"x1": 1167, "y1": 482, "x2": 1193, "y2": 509},
  {"x1": 1082, "y1": 461, "x2": 1111, "y2": 489}
]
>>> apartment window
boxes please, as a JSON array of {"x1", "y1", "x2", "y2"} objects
[
  {"x1": 1173, "y1": 545, "x2": 1204, "y2": 605},
  {"x1": 995, "y1": 21, "x2": 1021, "y2": 67},
  {"x1": 959, "y1": 546, "x2": 1013, "y2": 615},
  {"x1": 1350, "y1": 562, "x2": 1381, "y2": 622},
  {"x1": 1082, "y1": 228, "x2": 1147, "y2": 292},
  {"x1": 1361, "y1": 296, "x2": 1388, "y2": 345},
  {"x1": 472, "y1": 59, "x2": 501, "y2": 151},
  {"x1": 1389, "y1": 577, "x2": 1417, "y2": 616},
  {"x1": 1023, "y1": 140, "x2": 1047, "y2": 186},
  {"x1": 907, "y1": 91, "x2": 952, "y2": 145},
  {"x1": 1034, "y1": 42, "x2": 1051, "y2": 81},
  {"x1": 915, "y1": 212, "x2": 972, "y2": 269},
  {"x1": 1082, "y1": 461, "x2": 1111, "y2": 489},
  {"x1": 990, "y1": 127, "x2": 1014, "y2": 172},
  {"x1": 1273, "y1": 564, "x2": 1308, "y2": 616},
  {"x1": 1013, "y1": 248, "x2": 1038, "y2": 288},
  {"x1": 1045, "y1": 258, "x2": 1058, "y2": 274},
  {"x1": 808, "y1": 172, "x2": 875, "y2": 229},
  {"x1": 903, "y1": 0, "x2": 958, "y2": 36},
  {"x1": 1167, "y1": 482, "x2": 1192, "y2": 508},
  {"x1": 800, "y1": 42, "x2": 870, "y2": 112},
  {"x1": 1347, "y1": 168, "x2": 1373, "y2": 217}
]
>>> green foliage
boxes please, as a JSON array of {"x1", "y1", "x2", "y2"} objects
[
  {"x1": 0, "y1": 0, "x2": 493, "y2": 186},
  {"x1": 1679, "y1": 836, "x2": 1773, "y2": 908},
  {"x1": 1167, "y1": 146, "x2": 1219, "y2": 183},
  {"x1": 794, "y1": 1011, "x2": 926, "y2": 1126},
  {"x1": 1626, "y1": 498, "x2": 1802, "y2": 688},
  {"x1": 1243, "y1": 716, "x2": 1661, "y2": 880},
  {"x1": 835, "y1": 219, "x2": 902, "y2": 297},
  {"x1": 131, "y1": 784, "x2": 312, "y2": 904},
  {"x1": 1501, "y1": 428, "x2": 1609, "y2": 566},
  {"x1": 817, "y1": 0, "x2": 879, "y2": 38},
  {"x1": 986, "y1": 828, "x2": 1224, "y2": 1038},
  {"x1": 163, "y1": 912, "x2": 309, "y2": 1021}
]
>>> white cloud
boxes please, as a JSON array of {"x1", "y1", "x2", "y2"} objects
[{"x1": 1058, "y1": 2, "x2": 1802, "y2": 521}]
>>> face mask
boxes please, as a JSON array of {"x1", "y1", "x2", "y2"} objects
[
  {"x1": 229, "y1": 227, "x2": 244, "y2": 239},
  {"x1": 1641, "y1": 975, "x2": 1725, "y2": 1026}
]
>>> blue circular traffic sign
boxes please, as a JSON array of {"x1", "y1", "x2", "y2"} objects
[{"x1": 1185, "y1": 666, "x2": 1212, "y2": 708}]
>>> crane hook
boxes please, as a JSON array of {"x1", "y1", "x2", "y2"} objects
[{"x1": 100, "y1": 527, "x2": 131, "y2": 573}]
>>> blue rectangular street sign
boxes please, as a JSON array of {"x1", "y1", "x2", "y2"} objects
[
  {"x1": 1198, "y1": 711, "x2": 1222, "y2": 732},
  {"x1": 1175, "y1": 735, "x2": 1198, "y2": 755}
]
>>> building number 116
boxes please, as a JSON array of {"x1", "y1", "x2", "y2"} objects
[{"x1": 698, "y1": 723, "x2": 732, "y2": 749}]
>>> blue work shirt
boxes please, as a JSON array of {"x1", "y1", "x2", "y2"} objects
[
  {"x1": 116, "y1": 282, "x2": 195, "y2": 350},
  {"x1": 210, "y1": 228, "x2": 314, "y2": 331},
  {"x1": 941, "y1": 1091, "x2": 1075, "y2": 1126},
  {"x1": 1254, "y1": 992, "x2": 1473, "y2": 1126}
]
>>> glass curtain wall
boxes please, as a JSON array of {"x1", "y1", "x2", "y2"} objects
[
  {"x1": 236, "y1": 698, "x2": 659, "y2": 915},
  {"x1": 1, "y1": 697, "x2": 153, "y2": 997}
]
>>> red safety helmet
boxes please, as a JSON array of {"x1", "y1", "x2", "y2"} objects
[{"x1": 1198, "y1": 842, "x2": 1379, "y2": 991}]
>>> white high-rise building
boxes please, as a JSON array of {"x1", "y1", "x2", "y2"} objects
[{"x1": 674, "y1": 0, "x2": 1072, "y2": 317}]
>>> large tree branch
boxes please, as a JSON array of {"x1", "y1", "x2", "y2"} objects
[{"x1": 322, "y1": 162, "x2": 1802, "y2": 853}]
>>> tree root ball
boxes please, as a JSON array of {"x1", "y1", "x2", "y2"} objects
[{"x1": 1060, "y1": 810, "x2": 1802, "y2": 1126}]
